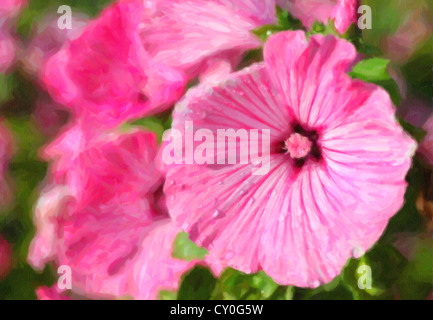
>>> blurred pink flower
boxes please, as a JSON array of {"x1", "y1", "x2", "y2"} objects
[
  {"x1": 0, "y1": 27, "x2": 16, "y2": 73},
  {"x1": 0, "y1": 0, "x2": 27, "y2": 73},
  {"x1": 0, "y1": 235, "x2": 11, "y2": 280},
  {"x1": 277, "y1": 0, "x2": 358, "y2": 33},
  {"x1": 29, "y1": 126, "x2": 209, "y2": 299},
  {"x1": 163, "y1": 31, "x2": 416, "y2": 287},
  {"x1": 419, "y1": 116, "x2": 433, "y2": 166},
  {"x1": 0, "y1": 121, "x2": 14, "y2": 207},
  {"x1": 41, "y1": 2, "x2": 186, "y2": 128},
  {"x1": 39, "y1": 124, "x2": 162, "y2": 203},
  {"x1": 398, "y1": 98, "x2": 432, "y2": 128},
  {"x1": 22, "y1": 14, "x2": 88, "y2": 77},
  {"x1": 0, "y1": 0, "x2": 27, "y2": 17},
  {"x1": 32, "y1": 100, "x2": 69, "y2": 137},
  {"x1": 137, "y1": 0, "x2": 275, "y2": 78},
  {"x1": 384, "y1": 8, "x2": 433, "y2": 64}
]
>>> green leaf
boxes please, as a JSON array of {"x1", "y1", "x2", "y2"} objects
[
  {"x1": 130, "y1": 117, "x2": 165, "y2": 144},
  {"x1": 340, "y1": 244, "x2": 407, "y2": 300},
  {"x1": 178, "y1": 266, "x2": 216, "y2": 300},
  {"x1": 252, "y1": 6, "x2": 303, "y2": 42},
  {"x1": 295, "y1": 276, "x2": 353, "y2": 300},
  {"x1": 307, "y1": 20, "x2": 340, "y2": 38},
  {"x1": 159, "y1": 290, "x2": 177, "y2": 300},
  {"x1": 349, "y1": 58, "x2": 401, "y2": 105},
  {"x1": 349, "y1": 58, "x2": 391, "y2": 82},
  {"x1": 172, "y1": 232, "x2": 208, "y2": 262},
  {"x1": 276, "y1": 6, "x2": 303, "y2": 31},
  {"x1": 211, "y1": 268, "x2": 280, "y2": 300},
  {"x1": 252, "y1": 24, "x2": 282, "y2": 42},
  {"x1": 250, "y1": 271, "x2": 279, "y2": 298}
]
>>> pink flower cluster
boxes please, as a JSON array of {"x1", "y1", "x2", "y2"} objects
[
  {"x1": 21, "y1": 0, "x2": 423, "y2": 300},
  {"x1": 40, "y1": 0, "x2": 359, "y2": 128},
  {"x1": 28, "y1": 124, "x2": 207, "y2": 299}
]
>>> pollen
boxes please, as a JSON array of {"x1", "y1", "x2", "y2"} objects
[{"x1": 284, "y1": 133, "x2": 313, "y2": 159}]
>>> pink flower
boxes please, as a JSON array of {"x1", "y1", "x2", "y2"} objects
[
  {"x1": 162, "y1": 31, "x2": 416, "y2": 287},
  {"x1": 398, "y1": 98, "x2": 432, "y2": 128},
  {"x1": 419, "y1": 116, "x2": 433, "y2": 166},
  {"x1": 138, "y1": 0, "x2": 275, "y2": 78},
  {"x1": 29, "y1": 126, "x2": 206, "y2": 299},
  {"x1": 0, "y1": 235, "x2": 11, "y2": 280},
  {"x1": 277, "y1": 0, "x2": 358, "y2": 33},
  {"x1": 22, "y1": 14, "x2": 88, "y2": 77},
  {"x1": 0, "y1": 28, "x2": 16, "y2": 73},
  {"x1": 40, "y1": 124, "x2": 162, "y2": 203},
  {"x1": 129, "y1": 219, "x2": 199, "y2": 299},
  {"x1": 36, "y1": 286, "x2": 71, "y2": 300},
  {"x1": 0, "y1": 0, "x2": 27, "y2": 17},
  {"x1": 0, "y1": 0, "x2": 26, "y2": 73},
  {"x1": 32, "y1": 100, "x2": 69, "y2": 137},
  {"x1": 384, "y1": 7, "x2": 432, "y2": 64},
  {"x1": 41, "y1": 2, "x2": 186, "y2": 128}
]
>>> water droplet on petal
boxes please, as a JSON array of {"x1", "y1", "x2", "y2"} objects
[
  {"x1": 213, "y1": 209, "x2": 224, "y2": 219},
  {"x1": 352, "y1": 247, "x2": 363, "y2": 259},
  {"x1": 309, "y1": 280, "x2": 321, "y2": 288}
]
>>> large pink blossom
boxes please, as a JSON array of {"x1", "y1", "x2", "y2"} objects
[
  {"x1": 29, "y1": 126, "x2": 209, "y2": 299},
  {"x1": 419, "y1": 116, "x2": 433, "y2": 166},
  {"x1": 41, "y1": 2, "x2": 186, "y2": 128},
  {"x1": 277, "y1": 0, "x2": 358, "y2": 33},
  {"x1": 162, "y1": 31, "x2": 416, "y2": 287}
]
